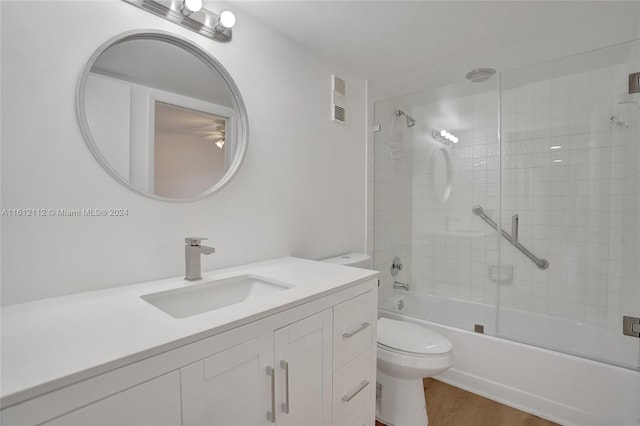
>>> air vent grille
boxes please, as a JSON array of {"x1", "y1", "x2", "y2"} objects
[
  {"x1": 332, "y1": 104, "x2": 346, "y2": 124},
  {"x1": 333, "y1": 75, "x2": 347, "y2": 97}
]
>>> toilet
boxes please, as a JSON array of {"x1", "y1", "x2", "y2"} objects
[
  {"x1": 321, "y1": 253, "x2": 454, "y2": 426},
  {"x1": 376, "y1": 317, "x2": 453, "y2": 425}
]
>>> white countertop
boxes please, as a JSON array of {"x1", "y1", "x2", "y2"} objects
[{"x1": 1, "y1": 257, "x2": 378, "y2": 408}]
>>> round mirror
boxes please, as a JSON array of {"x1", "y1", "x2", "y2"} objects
[
  {"x1": 77, "y1": 31, "x2": 248, "y2": 202},
  {"x1": 431, "y1": 146, "x2": 452, "y2": 203}
]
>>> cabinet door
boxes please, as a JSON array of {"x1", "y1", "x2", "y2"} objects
[
  {"x1": 181, "y1": 336, "x2": 273, "y2": 426},
  {"x1": 274, "y1": 310, "x2": 333, "y2": 426},
  {"x1": 42, "y1": 372, "x2": 181, "y2": 426}
]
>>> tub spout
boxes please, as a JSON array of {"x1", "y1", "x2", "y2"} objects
[{"x1": 393, "y1": 281, "x2": 410, "y2": 291}]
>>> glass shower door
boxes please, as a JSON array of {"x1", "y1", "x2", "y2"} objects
[
  {"x1": 497, "y1": 39, "x2": 640, "y2": 370},
  {"x1": 374, "y1": 79, "x2": 502, "y2": 335}
]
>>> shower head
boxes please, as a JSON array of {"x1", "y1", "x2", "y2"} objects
[{"x1": 395, "y1": 109, "x2": 416, "y2": 128}]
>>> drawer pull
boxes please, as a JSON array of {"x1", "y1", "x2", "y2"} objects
[
  {"x1": 341, "y1": 380, "x2": 369, "y2": 402},
  {"x1": 342, "y1": 322, "x2": 370, "y2": 339},
  {"x1": 266, "y1": 366, "x2": 275, "y2": 422},
  {"x1": 280, "y1": 360, "x2": 290, "y2": 414}
]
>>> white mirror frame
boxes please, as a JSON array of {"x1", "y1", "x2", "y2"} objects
[
  {"x1": 430, "y1": 145, "x2": 452, "y2": 203},
  {"x1": 76, "y1": 30, "x2": 248, "y2": 202}
]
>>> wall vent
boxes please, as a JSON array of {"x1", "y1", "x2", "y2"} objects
[
  {"x1": 332, "y1": 104, "x2": 346, "y2": 124},
  {"x1": 332, "y1": 75, "x2": 347, "y2": 97},
  {"x1": 630, "y1": 72, "x2": 640, "y2": 94},
  {"x1": 331, "y1": 75, "x2": 347, "y2": 124}
]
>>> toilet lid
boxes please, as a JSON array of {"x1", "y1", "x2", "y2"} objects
[{"x1": 378, "y1": 318, "x2": 452, "y2": 355}]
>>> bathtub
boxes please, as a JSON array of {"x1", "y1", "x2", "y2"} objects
[{"x1": 380, "y1": 293, "x2": 640, "y2": 426}]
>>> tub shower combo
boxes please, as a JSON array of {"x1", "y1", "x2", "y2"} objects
[{"x1": 372, "y1": 39, "x2": 640, "y2": 425}]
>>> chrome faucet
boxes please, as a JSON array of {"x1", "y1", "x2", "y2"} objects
[
  {"x1": 393, "y1": 281, "x2": 410, "y2": 291},
  {"x1": 184, "y1": 237, "x2": 215, "y2": 281}
]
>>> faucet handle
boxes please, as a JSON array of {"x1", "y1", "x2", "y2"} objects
[{"x1": 185, "y1": 237, "x2": 208, "y2": 246}]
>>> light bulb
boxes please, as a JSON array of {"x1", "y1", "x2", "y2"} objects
[
  {"x1": 180, "y1": 0, "x2": 202, "y2": 15},
  {"x1": 219, "y1": 10, "x2": 236, "y2": 28}
]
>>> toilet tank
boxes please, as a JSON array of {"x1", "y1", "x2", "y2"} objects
[{"x1": 321, "y1": 252, "x2": 372, "y2": 269}]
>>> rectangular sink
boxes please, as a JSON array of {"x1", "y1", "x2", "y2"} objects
[{"x1": 141, "y1": 275, "x2": 293, "y2": 319}]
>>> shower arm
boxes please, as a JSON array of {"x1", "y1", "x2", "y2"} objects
[{"x1": 472, "y1": 205, "x2": 549, "y2": 270}]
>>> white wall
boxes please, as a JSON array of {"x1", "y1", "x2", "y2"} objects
[
  {"x1": 0, "y1": 0, "x2": 368, "y2": 305},
  {"x1": 85, "y1": 73, "x2": 132, "y2": 180}
]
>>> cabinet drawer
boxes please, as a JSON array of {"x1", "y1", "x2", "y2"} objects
[
  {"x1": 333, "y1": 291, "x2": 375, "y2": 370},
  {"x1": 333, "y1": 350, "x2": 372, "y2": 426}
]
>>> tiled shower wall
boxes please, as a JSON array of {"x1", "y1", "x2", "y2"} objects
[
  {"x1": 410, "y1": 90, "x2": 500, "y2": 305},
  {"x1": 498, "y1": 63, "x2": 634, "y2": 330},
  {"x1": 373, "y1": 101, "x2": 413, "y2": 301}
]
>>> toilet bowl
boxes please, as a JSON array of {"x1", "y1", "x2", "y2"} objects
[{"x1": 376, "y1": 317, "x2": 454, "y2": 426}]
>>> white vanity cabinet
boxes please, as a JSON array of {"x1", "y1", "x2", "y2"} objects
[
  {"x1": 1, "y1": 277, "x2": 377, "y2": 426},
  {"x1": 180, "y1": 310, "x2": 333, "y2": 426}
]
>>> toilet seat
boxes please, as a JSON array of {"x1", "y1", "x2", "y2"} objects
[
  {"x1": 377, "y1": 342, "x2": 452, "y2": 358},
  {"x1": 377, "y1": 317, "x2": 452, "y2": 356}
]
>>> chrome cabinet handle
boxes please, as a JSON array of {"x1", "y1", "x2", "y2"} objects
[
  {"x1": 280, "y1": 360, "x2": 290, "y2": 413},
  {"x1": 342, "y1": 322, "x2": 371, "y2": 339},
  {"x1": 341, "y1": 380, "x2": 369, "y2": 402},
  {"x1": 266, "y1": 366, "x2": 275, "y2": 422}
]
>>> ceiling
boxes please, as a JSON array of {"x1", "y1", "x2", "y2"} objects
[
  {"x1": 92, "y1": 38, "x2": 233, "y2": 106},
  {"x1": 229, "y1": 1, "x2": 640, "y2": 97}
]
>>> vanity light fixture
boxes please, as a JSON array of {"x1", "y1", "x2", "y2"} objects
[
  {"x1": 123, "y1": 0, "x2": 236, "y2": 42},
  {"x1": 432, "y1": 129, "x2": 459, "y2": 145}
]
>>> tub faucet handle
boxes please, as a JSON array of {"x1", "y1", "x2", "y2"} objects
[{"x1": 391, "y1": 256, "x2": 403, "y2": 277}]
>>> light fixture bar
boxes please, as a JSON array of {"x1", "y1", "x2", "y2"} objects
[
  {"x1": 432, "y1": 129, "x2": 459, "y2": 145},
  {"x1": 122, "y1": 0, "x2": 234, "y2": 43}
]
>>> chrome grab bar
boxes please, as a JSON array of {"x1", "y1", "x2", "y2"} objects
[{"x1": 472, "y1": 205, "x2": 549, "y2": 270}]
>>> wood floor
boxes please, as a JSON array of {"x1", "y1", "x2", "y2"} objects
[{"x1": 375, "y1": 378, "x2": 559, "y2": 426}]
